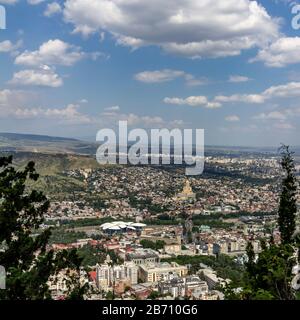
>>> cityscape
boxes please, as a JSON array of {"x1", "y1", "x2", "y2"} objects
[
  {"x1": 0, "y1": 134, "x2": 298, "y2": 301},
  {"x1": 0, "y1": 0, "x2": 300, "y2": 311}
]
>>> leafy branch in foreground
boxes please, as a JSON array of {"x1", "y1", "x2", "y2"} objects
[
  {"x1": 0, "y1": 155, "x2": 87, "y2": 300},
  {"x1": 225, "y1": 145, "x2": 299, "y2": 300}
]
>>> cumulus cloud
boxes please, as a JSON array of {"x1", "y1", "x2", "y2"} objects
[
  {"x1": 251, "y1": 37, "x2": 300, "y2": 67},
  {"x1": 44, "y1": 2, "x2": 62, "y2": 17},
  {"x1": 0, "y1": 90, "x2": 180, "y2": 128},
  {"x1": 253, "y1": 111, "x2": 287, "y2": 120},
  {"x1": 164, "y1": 81, "x2": 300, "y2": 111},
  {"x1": 254, "y1": 106, "x2": 300, "y2": 120},
  {"x1": 42, "y1": 104, "x2": 92, "y2": 124},
  {"x1": 134, "y1": 69, "x2": 206, "y2": 86},
  {"x1": 273, "y1": 122, "x2": 294, "y2": 130},
  {"x1": 228, "y1": 75, "x2": 251, "y2": 83},
  {"x1": 135, "y1": 70, "x2": 186, "y2": 83},
  {"x1": 9, "y1": 65, "x2": 63, "y2": 87},
  {"x1": 100, "y1": 109, "x2": 183, "y2": 129},
  {"x1": 252, "y1": 106, "x2": 300, "y2": 130},
  {"x1": 215, "y1": 94, "x2": 265, "y2": 104},
  {"x1": 225, "y1": 115, "x2": 240, "y2": 122},
  {"x1": 105, "y1": 105, "x2": 120, "y2": 111},
  {"x1": 0, "y1": 91, "x2": 92, "y2": 124},
  {"x1": 262, "y1": 82, "x2": 300, "y2": 100},
  {"x1": 215, "y1": 82, "x2": 300, "y2": 104},
  {"x1": 0, "y1": 89, "x2": 92, "y2": 123},
  {"x1": 14, "y1": 39, "x2": 98, "y2": 67},
  {"x1": 11, "y1": 104, "x2": 92, "y2": 124},
  {"x1": 164, "y1": 96, "x2": 221, "y2": 109},
  {"x1": 0, "y1": 40, "x2": 22, "y2": 53},
  {"x1": 27, "y1": 0, "x2": 45, "y2": 5},
  {"x1": 0, "y1": 89, "x2": 36, "y2": 117},
  {"x1": 63, "y1": 0, "x2": 279, "y2": 58},
  {"x1": 0, "y1": 0, "x2": 18, "y2": 4}
]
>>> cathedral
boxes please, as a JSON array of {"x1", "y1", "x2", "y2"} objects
[{"x1": 174, "y1": 179, "x2": 196, "y2": 201}]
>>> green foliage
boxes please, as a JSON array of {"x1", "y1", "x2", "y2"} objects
[
  {"x1": 236, "y1": 244, "x2": 296, "y2": 300},
  {"x1": 128, "y1": 195, "x2": 169, "y2": 213},
  {"x1": 144, "y1": 218, "x2": 180, "y2": 226},
  {"x1": 106, "y1": 291, "x2": 114, "y2": 300},
  {"x1": 140, "y1": 239, "x2": 166, "y2": 250},
  {"x1": 162, "y1": 254, "x2": 245, "y2": 286},
  {"x1": 278, "y1": 145, "x2": 297, "y2": 244},
  {"x1": 107, "y1": 250, "x2": 124, "y2": 265},
  {"x1": 49, "y1": 229, "x2": 87, "y2": 244},
  {"x1": 229, "y1": 146, "x2": 299, "y2": 300},
  {"x1": 0, "y1": 156, "x2": 86, "y2": 300},
  {"x1": 148, "y1": 291, "x2": 161, "y2": 300},
  {"x1": 76, "y1": 244, "x2": 106, "y2": 267}
]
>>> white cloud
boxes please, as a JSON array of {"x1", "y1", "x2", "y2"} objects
[
  {"x1": 163, "y1": 81, "x2": 300, "y2": 111},
  {"x1": 215, "y1": 94, "x2": 265, "y2": 104},
  {"x1": 0, "y1": 92, "x2": 92, "y2": 124},
  {"x1": 251, "y1": 37, "x2": 300, "y2": 67},
  {"x1": 225, "y1": 115, "x2": 240, "y2": 122},
  {"x1": 253, "y1": 111, "x2": 287, "y2": 120},
  {"x1": 43, "y1": 104, "x2": 92, "y2": 124},
  {"x1": 0, "y1": 89, "x2": 36, "y2": 117},
  {"x1": 9, "y1": 65, "x2": 63, "y2": 87},
  {"x1": 27, "y1": 0, "x2": 45, "y2": 5},
  {"x1": 134, "y1": 69, "x2": 205, "y2": 86},
  {"x1": 273, "y1": 122, "x2": 294, "y2": 130},
  {"x1": 215, "y1": 82, "x2": 300, "y2": 104},
  {"x1": 263, "y1": 81, "x2": 300, "y2": 98},
  {"x1": 0, "y1": 0, "x2": 18, "y2": 4},
  {"x1": 164, "y1": 96, "x2": 221, "y2": 109},
  {"x1": 100, "y1": 110, "x2": 183, "y2": 128},
  {"x1": 253, "y1": 106, "x2": 300, "y2": 123},
  {"x1": 252, "y1": 106, "x2": 300, "y2": 130},
  {"x1": 105, "y1": 105, "x2": 120, "y2": 111},
  {"x1": 12, "y1": 104, "x2": 92, "y2": 124},
  {"x1": 44, "y1": 2, "x2": 62, "y2": 17},
  {"x1": 63, "y1": 0, "x2": 279, "y2": 58},
  {"x1": 0, "y1": 91, "x2": 178, "y2": 128},
  {"x1": 0, "y1": 89, "x2": 91, "y2": 124},
  {"x1": 228, "y1": 75, "x2": 251, "y2": 83},
  {"x1": 135, "y1": 69, "x2": 186, "y2": 83},
  {"x1": 0, "y1": 40, "x2": 22, "y2": 53},
  {"x1": 15, "y1": 39, "x2": 86, "y2": 67}
]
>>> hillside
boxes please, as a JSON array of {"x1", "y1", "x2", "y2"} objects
[
  {"x1": 0, "y1": 151, "x2": 100, "y2": 199},
  {"x1": 0, "y1": 132, "x2": 97, "y2": 155}
]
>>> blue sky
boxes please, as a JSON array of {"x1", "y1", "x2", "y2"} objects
[{"x1": 1, "y1": 0, "x2": 300, "y2": 146}]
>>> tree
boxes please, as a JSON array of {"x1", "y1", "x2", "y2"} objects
[
  {"x1": 227, "y1": 146, "x2": 299, "y2": 300},
  {"x1": 0, "y1": 156, "x2": 86, "y2": 300},
  {"x1": 148, "y1": 290, "x2": 160, "y2": 300},
  {"x1": 140, "y1": 239, "x2": 166, "y2": 250},
  {"x1": 278, "y1": 145, "x2": 297, "y2": 244}
]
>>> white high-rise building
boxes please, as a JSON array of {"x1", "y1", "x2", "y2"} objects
[{"x1": 96, "y1": 262, "x2": 138, "y2": 291}]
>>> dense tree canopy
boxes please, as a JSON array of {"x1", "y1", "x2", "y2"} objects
[
  {"x1": 0, "y1": 156, "x2": 86, "y2": 300},
  {"x1": 226, "y1": 146, "x2": 299, "y2": 300}
]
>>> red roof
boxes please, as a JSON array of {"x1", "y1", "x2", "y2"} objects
[
  {"x1": 88, "y1": 240, "x2": 100, "y2": 246},
  {"x1": 89, "y1": 271, "x2": 97, "y2": 282}
]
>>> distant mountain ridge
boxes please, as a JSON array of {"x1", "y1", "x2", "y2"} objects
[
  {"x1": 0, "y1": 132, "x2": 299, "y2": 157},
  {"x1": 0, "y1": 132, "x2": 78, "y2": 142},
  {"x1": 0, "y1": 132, "x2": 96, "y2": 155}
]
